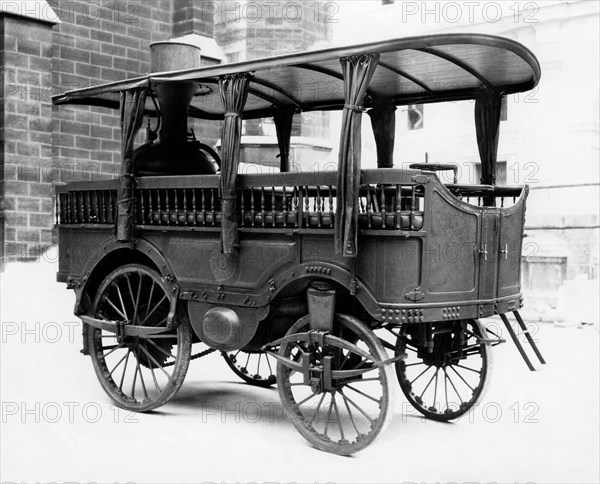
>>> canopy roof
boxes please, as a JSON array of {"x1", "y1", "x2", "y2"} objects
[{"x1": 52, "y1": 33, "x2": 540, "y2": 119}]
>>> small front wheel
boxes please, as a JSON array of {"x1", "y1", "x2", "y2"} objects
[
  {"x1": 277, "y1": 314, "x2": 394, "y2": 455},
  {"x1": 394, "y1": 319, "x2": 492, "y2": 421}
]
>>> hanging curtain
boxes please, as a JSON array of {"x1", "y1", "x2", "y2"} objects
[
  {"x1": 273, "y1": 105, "x2": 295, "y2": 172},
  {"x1": 367, "y1": 103, "x2": 396, "y2": 169},
  {"x1": 116, "y1": 87, "x2": 147, "y2": 241},
  {"x1": 475, "y1": 86, "x2": 502, "y2": 204},
  {"x1": 335, "y1": 54, "x2": 380, "y2": 257},
  {"x1": 218, "y1": 73, "x2": 252, "y2": 254}
]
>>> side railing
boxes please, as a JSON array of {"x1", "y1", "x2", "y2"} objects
[{"x1": 55, "y1": 170, "x2": 524, "y2": 230}]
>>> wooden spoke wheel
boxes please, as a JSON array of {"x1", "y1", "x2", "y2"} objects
[
  {"x1": 394, "y1": 319, "x2": 492, "y2": 422},
  {"x1": 87, "y1": 264, "x2": 192, "y2": 412},
  {"x1": 222, "y1": 350, "x2": 277, "y2": 387},
  {"x1": 277, "y1": 314, "x2": 394, "y2": 455}
]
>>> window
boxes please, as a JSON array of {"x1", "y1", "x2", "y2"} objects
[{"x1": 407, "y1": 104, "x2": 423, "y2": 130}]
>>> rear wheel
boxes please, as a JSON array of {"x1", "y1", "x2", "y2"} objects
[
  {"x1": 277, "y1": 314, "x2": 394, "y2": 455},
  {"x1": 222, "y1": 350, "x2": 277, "y2": 387},
  {"x1": 394, "y1": 319, "x2": 491, "y2": 421},
  {"x1": 87, "y1": 264, "x2": 192, "y2": 412}
]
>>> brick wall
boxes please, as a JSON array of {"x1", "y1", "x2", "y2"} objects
[
  {"x1": 1, "y1": 0, "x2": 330, "y2": 264},
  {"x1": 1, "y1": 14, "x2": 54, "y2": 262}
]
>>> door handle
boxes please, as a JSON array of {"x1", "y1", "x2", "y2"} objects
[
  {"x1": 479, "y1": 244, "x2": 488, "y2": 261},
  {"x1": 500, "y1": 244, "x2": 509, "y2": 260}
]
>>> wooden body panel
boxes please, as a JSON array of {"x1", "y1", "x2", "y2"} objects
[{"x1": 56, "y1": 171, "x2": 527, "y2": 324}]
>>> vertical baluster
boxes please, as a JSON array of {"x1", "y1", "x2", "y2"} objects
[
  {"x1": 271, "y1": 186, "x2": 276, "y2": 227},
  {"x1": 240, "y1": 188, "x2": 246, "y2": 227},
  {"x1": 211, "y1": 188, "x2": 216, "y2": 226},
  {"x1": 395, "y1": 184, "x2": 401, "y2": 229},
  {"x1": 501, "y1": 196, "x2": 504, "y2": 208},
  {"x1": 147, "y1": 190, "x2": 153, "y2": 224},
  {"x1": 191, "y1": 189, "x2": 197, "y2": 225},
  {"x1": 99, "y1": 191, "x2": 105, "y2": 223},
  {"x1": 316, "y1": 185, "x2": 322, "y2": 228},
  {"x1": 167, "y1": 189, "x2": 172, "y2": 224},
  {"x1": 259, "y1": 187, "x2": 265, "y2": 227},
  {"x1": 158, "y1": 189, "x2": 163, "y2": 225},
  {"x1": 410, "y1": 185, "x2": 417, "y2": 230},
  {"x1": 282, "y1": 186, "x2": 287, "y2": 227},
  {"x1": 183, "y1": 189, "x2": 188, "y2": 225},
  {"x1": 366, "y1": 185, "x2": 372, "y2": 228},
  {"x1": 304, "y1": 186, "x2": 310, "y2": 227},
  {"x1": 199, "y1": 189, "x2": 205, "y2": 226},
  {"x1": 78, "y1": 192, "x2": 84, "y2": 223},
  {"x1": 250, "y1": 188, "x2": 255, "y2": 227},
  {"x1": 294, "y1": 186, "x2": 300, "y2": 228},
  {"x1": 328, "y1": 185, "x2": 334, "y2": 228},
  {"x1": 478, "y1": 196, "x2": 481, "y2": 207},
  {"x1": 381, "y1": 184, "x2": 386, "y2": 229}
]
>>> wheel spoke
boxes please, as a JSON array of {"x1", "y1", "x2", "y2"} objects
[
  {"x1": 454, "y1": 363, "x2": 481, "y2": 374},
  {"x1": 444, "y1": 367, "x2": 464, "y2": 403},
  {"x1": 138, "y1": 344, "x2": 172, "y2": 380},
  {"x1": 419, "y1": 367, "x2": 438, "y2": 399},
  {"x1": 308, "y1": 392, "x2": 327, "y2": 427},
  {"x1": 135, "y1": 356, "x2": 149, "y2": 400},
  {"x1": 109, "y1": 350, "x2": 129, "y2": 376},
  {"x1": 345, "y1": 384, "x2": 380, "y2": 404},
  {"x1": 144, "y1": 280, "x2": 156, "y2": 320},
  {"x1": 295, "y1": 392, "x2": 318, "y2": 407},
  {"x1": 339, "y1": 389, "x2": 374, "y2": 425},
  {"x1": 331, "y1": 393, "x2": 345, "y2": 441},
  {"x1": 323, "y1": 394, "x2": 334, "y2": 437},
  {"x1": 146, "y1": 354, "x2": 162, "y2": 392},
  {"x1": 101, "y1": 343, "x2": 125, "y2": 357},
  {"x1": 119, "y1": 350, "x2": 131, "y2": 391},
  {"x1": 410, "y1": 364, "x2": 433, "y2": 385},
  {"x1": 139, "y1": 294, "x2": 168, "y2": 326},
  {"x1": 341, "y1": 389, "x2": 360, "y2": 435},
  {"x1": 115, "y1": 284, "x2": 129, "y2": 321},
  {"x1": 104, "y1": 297, "x2": 127, "y2": 321},
  {"x1": 125, "y1": 275, "x2": 137, "y2": 321},
  {"x1": 449, "y1": 364, "x2": 475, "y2": 392},
  {"x1": 146, "y1": 338, "x2": 177, "y2": 360}
]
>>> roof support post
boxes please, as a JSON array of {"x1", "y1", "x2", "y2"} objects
[
  {"x1": 218, "y1": 72, "x2": 252, "y2": 254},
  {"x1": 475, "y1": 86, "x2": 502, "y2": 206},
  {"x1": 335, "y1": 54, "x2": 380, "y2": 257},
  {"x1": 116, "y1": 87, "x2": 147, "y2": 242},
  {"x1": 367, "y1": 103, "x2": 396, "y2": 168},
  {"x1": 273, "y1": 105, "x2": 295, "y2": 172}
]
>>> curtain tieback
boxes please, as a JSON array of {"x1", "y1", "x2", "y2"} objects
[
  {"x1": 224, "y1": 112, "x2": 241, "y2": 118},
  {"x1": 221, "y1": 195, "x2": 237, "y2": 201},
  {"x1": 344, "y1": 104, "x2": 365, "y2": 112}
]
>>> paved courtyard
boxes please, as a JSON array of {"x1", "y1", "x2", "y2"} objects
[{"x1": 1, "y1": 256, "x2": 598, "y2": 483}]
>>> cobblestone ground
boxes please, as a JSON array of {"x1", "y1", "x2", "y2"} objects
[{"x1": 1, "y1": 256, "x2": 598, "y2": 483}]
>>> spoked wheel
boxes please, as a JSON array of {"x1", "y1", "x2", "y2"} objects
[
  {"x1": 222, "y1": 350, "x2": 276, "y2": 387},
  {"x1": 277, "y1": 314, "x2": 394, "y2": 455},
  {"x1": 87, "y1": 264, "x2": 192, "y2": 412},
  {"x1": 394, "y1": 319, "x2": 492, "y2": 421}
]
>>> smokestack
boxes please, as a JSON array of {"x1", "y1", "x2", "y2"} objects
[{"x1": 149, "y1": 41, "x2": 202, "y2": 148}]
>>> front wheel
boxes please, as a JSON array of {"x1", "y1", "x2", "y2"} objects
[
  {"x1": 87, "y1": 264, "x2": 192, "y2": 412},
  {"x1": 277, "y1": 314, "x2": 394, "y2": 455},
  {"x1": 394, "y1": 319, "x2": 492, "y2": 421}
]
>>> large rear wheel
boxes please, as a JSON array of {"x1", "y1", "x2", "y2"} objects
[
  {"x1": 277, "y1": 314, "x2": 394, "y2": 455},
  {"x1": 87, "y1": 264, "x2": 192, "y2": 412}
]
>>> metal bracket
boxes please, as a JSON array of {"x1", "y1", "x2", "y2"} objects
[{"x1": 404, "y1": 288, "x2": 424, "y2": 302}]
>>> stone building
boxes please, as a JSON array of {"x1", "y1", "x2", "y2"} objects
[{"x1": 0, "y1": 0, "x2": 332, "y2": 266}]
